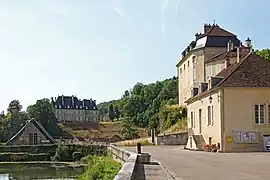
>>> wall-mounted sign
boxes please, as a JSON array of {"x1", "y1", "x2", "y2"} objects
[{"x1": 227, "y1": 136, "x2": 233, "y2": 143}]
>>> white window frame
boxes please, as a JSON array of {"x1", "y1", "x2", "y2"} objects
[{"x1": 254, "y1": 104, "x2": 265, "y2": 124}]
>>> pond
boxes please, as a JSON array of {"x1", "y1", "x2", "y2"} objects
[{"x1": 0, "y1": 163, "x2": 86, "y2": 180}]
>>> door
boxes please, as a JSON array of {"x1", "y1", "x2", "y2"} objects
[
  {"x1": 263, "y1": 135, "x2": 270, "y2": 152},
  {"x1": 199, "y1": 109, "x2": 202, "y2": 134}
]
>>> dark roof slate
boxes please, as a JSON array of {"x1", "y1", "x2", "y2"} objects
[{"x1": 53, "y1": 96, "x2": 98, "y2": 110}]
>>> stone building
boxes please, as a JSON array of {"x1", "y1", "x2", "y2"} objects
[
  {"x1": 52, "y1": 95, "x2": 98, "y2": 123},
  {"x1": 6, "y1": 118, "x2": 55, "y2": 145}
]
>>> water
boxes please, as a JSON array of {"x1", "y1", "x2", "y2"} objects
[{"x1": 0, "y1": 163, "x2": 85, "y2": 180}]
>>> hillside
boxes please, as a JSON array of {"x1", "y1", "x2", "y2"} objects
[
  {"x1": 60, "y1": 122, "x2": 148, "y2": 140},
  {"x1": 97, "y1": 76, "x2": 185, "y2": 134}
]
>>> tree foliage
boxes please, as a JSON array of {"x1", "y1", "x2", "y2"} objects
[
  {"x1": 256, "y1": 48, "x2": 270, "y2": 60},
  {"x1": 108, "y1": 104, "x2": 115, "y2": 121},
  {"x1": 98, "y1": 77, "x2": 180, "y2": 132},
  {"x1": 27, "y1": 98, "x2": 60, "y2": 137}
]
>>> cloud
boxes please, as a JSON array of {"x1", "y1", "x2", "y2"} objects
[
  {"x1": 162, "y1": 0, "x2": 169, "y2": 12},
  {"x1": 40, "y1": 0, "x2": 71, "y2": 18},
  {"x1": 176, "y1": 0, "x2": 180, "y2": 12},
  {"x1": 115, "y1": 7, "x2": 126, "y2": 18}
]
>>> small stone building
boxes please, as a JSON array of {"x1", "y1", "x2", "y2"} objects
[{"x1": 6, "y1": 118, "x2": 55, "y2": 145}]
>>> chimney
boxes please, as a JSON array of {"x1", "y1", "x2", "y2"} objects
[
  {"x1": 227, "y1": 40, "x2": 233, "y2": 52},
  {"x1": 204, "y1": 23, "x2": 211, "y2": 33},
  {"x1": 72, "y1": 95, "x2": 74, "y2": 107},
  {"x1": 61, "y1": 95, "x2": 64, "y2": 106},
  {"x1": 225, "y1": 57, "x2": 230, "y2": 69},
  {"x1": 195, "y1": 33, "x2": 200, "y2": 40},
  {"x1": 237, "y1": 47, "x2": 240, "y2": 63},
  {"x1": 245, "y1": 37, "x2": 252, "y2": 48}
]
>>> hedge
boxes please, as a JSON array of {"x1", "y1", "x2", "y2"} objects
[{"x1": 0, "y1": 153, "x2": 51, "y2": 161}]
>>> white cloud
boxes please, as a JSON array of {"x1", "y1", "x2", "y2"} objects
[
  {"x1": 176, "y1": 0, "x2": 180, "y2": 12},
  {"x1": 115, "y1": 7, "x2": 126, "y2": 18},
  {"x1": 40, "y1": 0, "x2": 71, "y2": 18}
]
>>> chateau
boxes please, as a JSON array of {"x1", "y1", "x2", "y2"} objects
[
  {"x1": 52, "y1": 95, "x2": 98, "y2": 123},
  {"x1": 178, "y1": 23, "x2": 270, "y2": 152}
]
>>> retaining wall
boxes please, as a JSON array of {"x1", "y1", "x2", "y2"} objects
[
  {"x1": 157, "y1": 132, "x2": 188, "y2": 145},
  {"x1": 108, "y1": 145, "x2": 138, "y2": 180}
]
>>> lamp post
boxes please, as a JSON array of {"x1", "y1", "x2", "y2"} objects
[{"x1": 209, "y1": 96, "x2": 213, "y2": 104}]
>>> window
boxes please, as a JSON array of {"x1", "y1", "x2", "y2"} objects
[
  {"x1": 55, "y1": 105, "x2": 57, "y2": 108},
  {"x1": 188, "y1": 61, "x2": 189, "y2": 67},
  {"x1": 211, "y1": 106, "x2": 214, "y2": 126},
  {"x1": 59, "y1": 105, "x2": 61, "y2": 108},
  {"x1": 255, "y1": 104, "x2": 265, "y2": 124},
  {"x1": 193, "y1": 64, "x2": 196, "y2": 80},
  {"x1": 67, "y1": 105, "x2": 70, "y2": 108},
  {"x1": 268, "y1": 105, "x2": 270, "y2": 124},
  {"x1": 192, "y1": 56, "x2": 196, "y2": 63},
  {"x1": 207, "y1": 106, "x2": 211, "y2": 126},
  {"x1": 33, "y1": 133, "x2": 38, "y2": 145},
  {"x1": 184, "y1": 64, "x2": 185, "y2": 70},
  {"x1": 29, "y1": 133, "x2": 33, "y2": 145},
  {"x1": 190, "y1": 111, "x2": 195, "y2": 128},
  {"x1": 190, "y1": 112, "x2": 193, "y2": 128},
  {"x1": 180, "y1": 68, "x2": 182, "y2": 75}
]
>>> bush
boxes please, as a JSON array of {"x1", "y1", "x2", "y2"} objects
[
  {"x1": 53, "y1": 145, "x2": 70, "y2": 161},
  {"x1": 78, "y1": 156, "x2": 122, "y2": 180},
  {"x1": 0, "y1": 153, "x2": 50, "y2": 161},
  {"x1": 140, "y1": 139, "x2": 153, "y2": 146}
]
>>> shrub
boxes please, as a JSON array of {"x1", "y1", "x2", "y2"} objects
[
  {"x1": 78, "y1": 156, "x2": 121, "y2": 180},
  {"x1": 140, "y1": 139, "x2": 152, "y2": 146},
  {"x1": 0, "y1": 153, "x2": 50, "y2": 161}
]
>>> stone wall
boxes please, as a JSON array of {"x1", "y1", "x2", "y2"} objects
[
  {"x1": 157, "y1": 132, "x2": 188, "y2": 145},
  {"x1": 108, "y1": 145, "x2": 138, "y2": 180}
]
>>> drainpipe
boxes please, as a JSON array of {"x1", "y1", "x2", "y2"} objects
[{"x1": 220, "y1": 88, "x2": 225, "y2": 152}]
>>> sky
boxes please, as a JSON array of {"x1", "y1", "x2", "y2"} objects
[{"x1": 0, "y1": 0, "x2": 270, "y2": 112}]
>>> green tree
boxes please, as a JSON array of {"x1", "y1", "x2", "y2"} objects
[
  {"x1": 120, "y1": 117, "x2": 139, "y2": 140},
  {"x1": 114, "y1": 106, "x2": 120, "y2": 120},
  {"x1": 27, "y1": 98, "x2": 60, "y2": 137},
  {"x1": 7, "y1": 100, "x2": 22, "y2": 114},
  {"x1": 256, "y1": 49, "x2": 270, "y2": 60},
  {"x1": 108, "y1": 104, "x2": 115, "y2": 121}
]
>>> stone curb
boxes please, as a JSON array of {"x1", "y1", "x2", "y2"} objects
[{"x1": 155, "y1": 159, "x2": 184, "y2": 180}]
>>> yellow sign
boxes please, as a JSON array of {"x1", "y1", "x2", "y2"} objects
[{"x1": 227, "y1": 136, "x2": 233, "y2": 143}]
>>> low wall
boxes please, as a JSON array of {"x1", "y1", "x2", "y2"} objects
[
  {"x1": 157, "y1": 132, "x2": 188, "y2": 145},
  {"x1": 108, "y1": 145, "x2": 138, "y2": 180}
]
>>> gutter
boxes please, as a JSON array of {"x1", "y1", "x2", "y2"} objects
[{"x1": 220, "y1": 88, "x2": 225, "y2": 152}]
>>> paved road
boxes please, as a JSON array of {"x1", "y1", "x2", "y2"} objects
[{"x1": 124, "y1": 146, "x2": 270, "y2": 180}]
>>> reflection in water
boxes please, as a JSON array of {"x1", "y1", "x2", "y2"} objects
[{"x1": 0, "y1": 163, "x2": 85, "y2": 180}]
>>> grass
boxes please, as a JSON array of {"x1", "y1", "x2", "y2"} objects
[
  {"x1": 60, "y1": 121, "x2": 148, "y2": 140},
  {"x1": 78, "y1": 155, "x2": 122, "y2": 180}
]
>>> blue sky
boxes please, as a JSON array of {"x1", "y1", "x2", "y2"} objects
[{"x1": 0, "y1": 0, "x2": 269, "y2": 112}]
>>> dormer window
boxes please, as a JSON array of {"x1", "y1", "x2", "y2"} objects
[
  {"x1": 59, "y1": 105, "x2": 61, "y2": 108},
  {"x1": 192, "y1": 56, "x2": 197, "y2": 63},
  {"x1": 67, "y1": 105, "x2": 70, "y2": 109}
]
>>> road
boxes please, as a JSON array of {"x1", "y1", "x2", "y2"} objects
[{"x1": 124, "y1": 146, "x2": 270, "y2": 180}]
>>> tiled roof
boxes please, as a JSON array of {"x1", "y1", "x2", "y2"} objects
[
  {"x1": 53, "y1": 95, "x2": 98, "y2": 110},
  {"x1": 202, "y1": 25, "x2": 236, "y2": 37},
  {"x1": 206, "y1": 46, "x2": 250, "y2": 63},
  {"x1": 220, "y1": 53, "x2": 270, "y2": 87},
  {"x1": 185, "y1": 52, "x2": 270, "y2": 103}
]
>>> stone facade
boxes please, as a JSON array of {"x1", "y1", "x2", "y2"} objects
[
  {"x1": 6, "y1": 119, "x2": 55, "y2": 145},
  {"x1": 52, "y1": 95, "x2": 99, "y2": 123}
]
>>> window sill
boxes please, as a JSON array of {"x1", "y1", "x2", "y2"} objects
[{"x1": 253, "y1": 123, "x2": 270, "y2": 126}]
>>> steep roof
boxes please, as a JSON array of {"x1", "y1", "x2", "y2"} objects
[
  {"x1": 6, "y1": 118, "x2": 56, "y2": 145},
  {"x1": 206, "y1": 46, "x2": 251, "y2": 63},
  {"x1": 202, "y1": 25, "x2": 236, "y2": 37},
  {"x1": 185, "y1": 52, "x2": 270, "y2": 103},
  {"x1": 53, "y1": 95, "x2": 98, "y2": 110}
]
